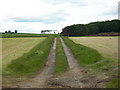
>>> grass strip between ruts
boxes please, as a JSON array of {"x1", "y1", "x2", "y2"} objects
[{"x1": 55, "y1": 37, "x2": 68, "y2": 75}]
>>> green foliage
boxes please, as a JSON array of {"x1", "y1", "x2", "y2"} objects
[
  {"x1": 55, "y1": 37, "x2": 68, "y2": 75},
  {"x1": 62, "y1": 19, "x2": 120, "y2": 36},
  {"x1": 5, "y1": 37, "x2": 54, "y2": 77},
  {"x1": 15, "y1": 30, "x2": 17, "y2": 33},
  {"x1": 62, "y1": 37, "x2": 102, "y2": 66}
]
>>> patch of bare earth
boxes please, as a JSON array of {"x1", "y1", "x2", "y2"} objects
[
  {"x1": 3, "y1": 38, "x2": 57, "y2": 88},
  {"x1": 47, "y1": 38, "x2": 108, "y2": 88}
]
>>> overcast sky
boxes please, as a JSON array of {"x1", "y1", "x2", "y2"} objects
[{"x1": 0, "y1": 0, "x2": 119, "y2": 33}]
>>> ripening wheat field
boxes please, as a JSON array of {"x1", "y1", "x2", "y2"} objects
[
  {"x1": 2, "y1": 37, "x2": 46, "y2": 69},
  {"x1": 69, "y1": 37, "x2": 118, "y2": 61}
]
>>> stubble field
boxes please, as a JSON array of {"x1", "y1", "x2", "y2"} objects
[
  {"x1": 2, "y1": 37, "x2": 46, "y2": 69},
  {"x1": 69, "y1": 36, "x2": 118, "y2": 61}
]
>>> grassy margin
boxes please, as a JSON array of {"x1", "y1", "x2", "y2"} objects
[
  {"x1": 55, "y1": 37, "x2": 68, "y2": 75},
  {"x1": 5, "y1": 36, "x2": 54, "y2": 77},
  {"x1": 62, "y1": 37, "x2": 102, "y2": 66}
]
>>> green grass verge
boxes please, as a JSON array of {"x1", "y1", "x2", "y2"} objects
[
  {"x1": 62, "y1": 37, "x2": 102, "y2": 66},
  {"x1": 62, "y1": 37, "x2": 117, "y2": 71},
  {"x1": 5, "y1": 36, "x2": 54, "y2": 77},
  {"x1": 62, "y1": 37, "x2": 118, "y2": 88},
  {"x1": 55, "y1": 37, "x2": 68, "y2": 75},
  {"x1": 1, "y1": 33, "x2": 59, "y2": 38}
]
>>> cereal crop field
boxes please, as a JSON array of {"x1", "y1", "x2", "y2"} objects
[
  {"x1": 2, "y1": 37, "x2": 46, "y2": 69},
  {"x1": 69, "y1": 37, "x2": 118, "y2": 61}
]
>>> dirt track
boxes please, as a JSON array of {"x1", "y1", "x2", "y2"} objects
[
  {"x1": 47, "y1": 38, "x2": 101, "y2": 88},
  {"x1": 3, "y1": 37, "x2": 106, "y2": 88}
]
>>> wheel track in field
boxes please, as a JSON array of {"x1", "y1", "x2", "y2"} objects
[
  {"x1": 3, "y1": 37, "x2": 106, "y2": 88},
  {"x1": 47, "y1": 38, "x2": 103, "y2": 88}
]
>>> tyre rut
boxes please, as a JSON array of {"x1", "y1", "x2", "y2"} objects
[{"x1": 48, "y1": 38, "x2": 99, "y2": 88}]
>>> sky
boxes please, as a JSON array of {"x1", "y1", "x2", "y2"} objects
[{"x1": 0, "y1": 0, "x2": 119, "y2": 33}]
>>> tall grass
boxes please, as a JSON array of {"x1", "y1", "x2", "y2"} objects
[
  {"x1": 55, "y1": 37, "x2": 68, "y2": 75},
  {"x1": 5, "y1": 37, "x2": 54, "y2": 77}
]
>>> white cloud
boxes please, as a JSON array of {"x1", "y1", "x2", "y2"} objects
[{"x1": 0, "y1": 0, "x2": 119, "y2": 33}]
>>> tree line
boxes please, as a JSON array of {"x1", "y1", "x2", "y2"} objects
[
  {"x1": 4, "y1": 30, "x2": 18, "y2": 34},
  {"x1": 61, "y1": 19, "x2": 120, "y2": 36}
]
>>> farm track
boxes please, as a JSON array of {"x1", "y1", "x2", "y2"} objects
[
  {"x1": 3, "y1": 37, "x2": 106, "y2": 88},
  {"x1": 47, "y1": 38, "x2": 103, "y2": 88}
]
